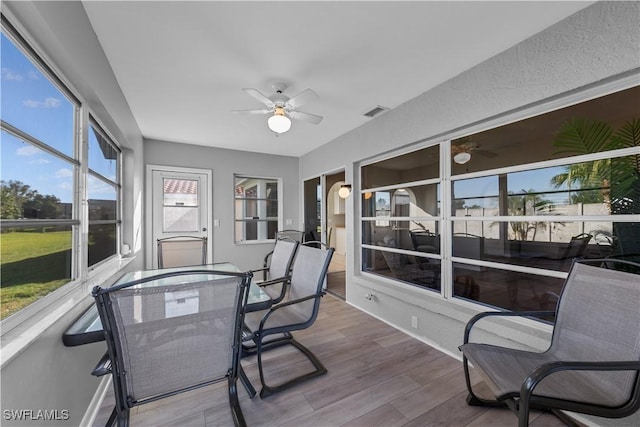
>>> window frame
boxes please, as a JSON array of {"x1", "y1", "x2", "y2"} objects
[
  {"x1": 0, "y1": 14, "x2": 123, "y2": 329},
  {"x1": 357, "y1": 79, "x2": 640, "y2": 310},
  {"x1": 233, "y1": 174, "x2": 283, "y2": 244}
]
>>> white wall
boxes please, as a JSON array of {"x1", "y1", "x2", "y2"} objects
[
  {"x1": 144, "y1": 139, "x2": 300, "y2": 271},
  {"x1": 300, "y1": 2, "x2": 639, "y2": 424}
]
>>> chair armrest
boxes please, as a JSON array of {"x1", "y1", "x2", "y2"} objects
[
  {"x1": 521, "y1": 360, "x2": 640, "y2": 405},
  {"x1": 259, "y1": 292, "x2": 325, "y2": 329},
  {"x1": 257, "y1": 275, "x2": 291, "y2": 288},
  {"x1": 91, "y1": 351, "x2": 112, "y2": 377},
  {"x1": 463, "y1": 310, "x2": 556, "y2": 344}
]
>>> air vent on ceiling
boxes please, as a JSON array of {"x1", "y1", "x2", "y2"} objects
[{"x1": 363, "y1": 105, "x2": 389, "y2": 118}]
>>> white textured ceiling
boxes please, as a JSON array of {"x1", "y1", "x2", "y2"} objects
[{"x1": 82, "y1": 1, "x2": 592, "y2": 157}]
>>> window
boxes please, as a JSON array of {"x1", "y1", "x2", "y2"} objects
[
  {"x1": 234, "y1": 175, "x2": 280, "y2": 242},
  {"x1": 0, "y1": 21, "x2": 121, "y2": 320},
  {"x1": 87, "y1": 121, "x2": 121, "y2": 266},
  {"x1": 359, "y1": 85, "x2": 640, "y2": 313},
  {"x1": 361, "y1": 145, "x2": 441, "y2": 292},
  {"x1": 449, "y1": 86, "x2": 639, "y2": 312}
]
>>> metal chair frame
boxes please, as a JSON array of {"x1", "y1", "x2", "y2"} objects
[
  {"x1": 93, "y1": 269, "x2": 252, "y2": 427},
  {"x1": 460, "y1": 258, "x2": 640, "y2": 427},
  {"x1": 244, "y1": 241, "x2": 334, "y2": 398}
]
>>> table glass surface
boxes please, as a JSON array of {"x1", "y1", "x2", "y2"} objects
[{"x1": 63, "y1": 263, "x2": 270, "y2": 346}]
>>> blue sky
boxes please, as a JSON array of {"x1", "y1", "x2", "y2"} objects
[{"x1": 1, "y1": 33, "x2": 116, "y2": 204}]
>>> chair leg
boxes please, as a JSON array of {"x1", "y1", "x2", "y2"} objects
[
  {"x1": 105, "y1": 407, "x2": 117, "y2": 427},
  {"x1": 462, "y1": 355, "x2": 507, "y2": 408},
  {"x1": 257, "y1": 334, "x2": 327, "y2": 398},
  {"x1": 114, "y1": 408, "x2": 129, "y2": 427},
  {"x1": 239, "y1": 366, "x2": 256, "y2": 398},
  {"x1": 228, "y1": 376, "x2": 247, "y2": 427}
]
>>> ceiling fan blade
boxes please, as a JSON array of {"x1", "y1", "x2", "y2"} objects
[
  {"x1": 285, "y1": 88, "x2": 318, "y2": 109},
  {"x1": 231, "y1": 108, "x2": 272, "y2": 115},
  {"x1": 242, "y1": 88, "x2": 274, "y2": 107},
  {"x1": 288, "y1": 110, "x2": 323, "y2": 125}
]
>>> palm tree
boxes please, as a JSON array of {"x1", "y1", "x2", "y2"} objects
[
  {"x1": 552, "y1": 117, "x2": 640, "y2": 255},
  {"x1": 552, "y1": 118, "x2": 639, "y2": 212}
]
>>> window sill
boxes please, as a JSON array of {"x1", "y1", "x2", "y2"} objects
[{"x1": 0, "y1": 255, "x2": 135, "y2": 368}]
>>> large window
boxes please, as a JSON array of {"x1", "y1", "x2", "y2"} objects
[
  {"x1": 0, "y1": 21, "x2": 121, "y2": 319},
  {"x1": 360, "y1": 86, "x2": 640, "y2": 313},
  {"x1": 234, "y1": 176, "x2": 280, "y2": 243},
  {"x1": 361, "y1": 145, "x2": 441, "y2": 292}
]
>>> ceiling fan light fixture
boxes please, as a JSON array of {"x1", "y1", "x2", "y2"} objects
[
  {"x1": 454, "y1": 152, "x2": 471, "y2": 165},
  {"x1": 267, "y1": 106, "x2": 291, "y2": 133}
]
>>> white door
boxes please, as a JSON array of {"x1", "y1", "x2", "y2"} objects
[{"x1": 147, "y1": 166, "x2": 212, "y2": 268}]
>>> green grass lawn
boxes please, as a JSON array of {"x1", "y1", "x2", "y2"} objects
[{"x1": 1, "y1": 230, "x2": 72, "y2": 319}]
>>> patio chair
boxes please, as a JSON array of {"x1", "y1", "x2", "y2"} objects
[
  {"x1": 253, "y1": 237, "x2": 300, "y2": 303},
  {"x1": 275, "y1": 229, "x2": 305, "y2": 242},
  {"x1": 92, "y1": 269, "x2": 252, "y2": 427},
  {"x1": 157, "y1": 235, "x2": 207, "y2": 268},
  {"x1": 378, "y1": 236, "x2": 440, "y2": 290},
  {"x1": 243, "y1": 241, "x2": 334, "y2": 398},
  {"x1": 459, "y1": 258, "x2": 640, "y2": 427}
]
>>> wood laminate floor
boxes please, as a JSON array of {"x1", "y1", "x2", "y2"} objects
[{"x1": 94, "y1": 294, "x2": 570, "y2": 427}]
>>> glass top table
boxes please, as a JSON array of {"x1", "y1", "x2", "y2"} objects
[{"x1": 62, "y1": 263, "x2": 271, "y2": 347}]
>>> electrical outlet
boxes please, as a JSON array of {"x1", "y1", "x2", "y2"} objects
[{"x1": 411, "y1": 315, "x2": 418, "y2": 329}]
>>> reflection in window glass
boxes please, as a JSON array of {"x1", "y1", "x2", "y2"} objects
[
  {"x1": 362, "y1": 145, "x2": 439, "y2": 189},
  {"x1": 453, "y1": 156, "x2": 639, "y2": 217},
  {"x1": 451, "y1": 220, "x2": 632, "y2": 272},
  {"x1": 362, "y1": 247, "x2": 440, "y2": 291},
  {"x1": 88, "y1": 176, "x2": 116, "y2": 221},
  {"x1": 88, "y1": 224, "x2": 116, "y2": 266},
  {"x1": 453, "y1": 262, "x2": 563, "y2": 316},
  {"x1": 89, "y1": 124, "x2": 118, "y2": 180},
  {"x1": 451, "y1": 86, "x2": 640, "y2": 175},
  {"x1": 0, "y1": 33, "x2": 76, "y2": 158},
  {"x1": 234, "y1": 176, "x2": 280, "y2": 242}
]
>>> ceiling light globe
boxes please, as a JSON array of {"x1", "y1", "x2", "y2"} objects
[
  {"x1": 454, "y1": 152, "x2": 471, "y2": 165},
  {"x1": 268, "y1": 114, "x2": 291, "y2": 134}
]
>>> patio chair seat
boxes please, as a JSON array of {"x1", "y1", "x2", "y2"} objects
[
  {"x1": 463, "y1": 344, "x2": 629, "y2": 407},
  {"x1": 459, "y1": 258, "x2": 640, "y2": 427}
]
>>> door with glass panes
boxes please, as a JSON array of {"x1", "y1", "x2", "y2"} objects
[{"x1": 149, "y1": 167, "x2": 211, "y2": 269}]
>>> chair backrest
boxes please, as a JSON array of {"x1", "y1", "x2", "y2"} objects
[
  {"x1": 551, "y1": 259, "x2": 640, "y2": 405},
  {"x1": 378, "y1": 237, "x2": 409, "y2": 272},
  {"x1": 287, "y1": 243, "x2": 334, "y2": 321},
  {"x1": 275, "y1": 230, "x2": 304, "y2": 242},
  {"x1": 93, "y1": 269, "x2": 251, "y2": 408},
  {"x1": 157, "y1": 236, "x2": 207, "y2": 268},
  {"x1": 267, "y1": 238, "x2": 299, "y2": 280},
  {"x1": 561, "y1": 233, "x2": 592, "y2": 259}
]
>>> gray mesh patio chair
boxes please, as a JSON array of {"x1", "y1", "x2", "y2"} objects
[
  {"x1": 92, "y1": 269, "x2": 252, "y2": 427},
  {"x1": 157, "y1": 235, "x2": 207, "y2": 268},
  {"x1": 244, "y1": 241, "x2": 334, "y2": 398},
  {"x1": 252, "y1": 237, "x2": 299, "y2": 304},
  {"x1": 459, "y1": 258, "x2": 640, "y2": 427},
  {"x1": 275, "y1": 229, "x2": 305, "y2": 242}
]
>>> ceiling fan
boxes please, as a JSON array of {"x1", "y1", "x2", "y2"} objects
[
  {"x1": 232, "y1": 82, "x2": 323, "y2": 134},
  {"x1": 451, "y1": 141, "x2": 497, "y2": 164}
]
